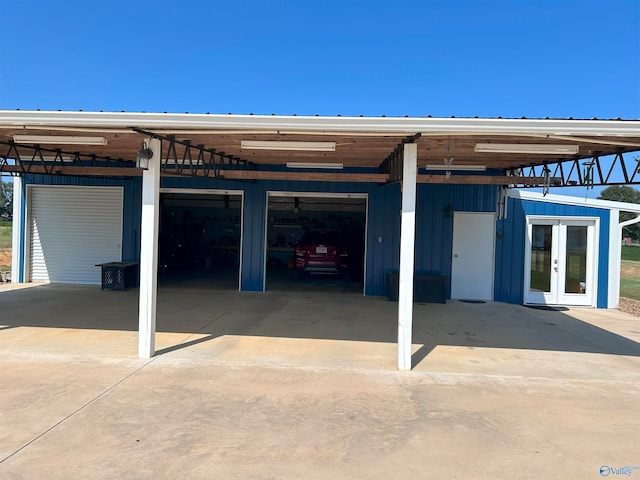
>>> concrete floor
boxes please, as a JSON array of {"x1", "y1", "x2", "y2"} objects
[{"x1": 1, "y1": 283, "x2": 639, "y2": 479}]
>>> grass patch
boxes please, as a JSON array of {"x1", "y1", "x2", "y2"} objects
[
  {"x1": 622, "y1": 245, "x2": 640, "y2": 262},
  {"x1": 621, "y1": 275, "x2": 640, "y2": 301},
  {"x1": 0, "y1": 221, "x2": 11, "y2": 250},
  {"x1": 620, "y1": 257, "x2": 640, "y2": 301}
]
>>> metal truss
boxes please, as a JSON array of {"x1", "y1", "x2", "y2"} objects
[
  {"x1": 508, "y1": 151, "x2": 640, "y2": 189},
  {"x1": 0, "y1": 141, "x2": 135, "y2": 176},
  {"x1": 134, "y1": 129, "x2": 255, "y2": 179},
  {"x1": 378, "y1": 133, "x2": 421, "y2": 182}
]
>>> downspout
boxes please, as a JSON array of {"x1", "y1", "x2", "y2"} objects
[
  {"x1": 612, "y1": 213, "x2": 640, "y2": 308},
  {"x1": 620, "y1": 213, "x2": 640, "y2": 231}
]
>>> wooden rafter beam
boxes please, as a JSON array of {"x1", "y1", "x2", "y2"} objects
[
  {"x1": 220, "y1": 170, "x2": 389, "y2": 182},
  {"x1": 417, "y1": 175, "x2": 545, "y2": 185},
  {"x1": 0, "y1": 163, "x2": 545, "y2": 185},
  {"x1": 0, "y1": 165, "x2": 143, "y2": 176}
]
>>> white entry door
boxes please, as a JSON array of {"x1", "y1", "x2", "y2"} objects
[
  {"x1": 451, "y1": 212, "x2": 495, "y2": 301},
  {"x1": 524, "y1": 218, "x2": 597, "y2": 306}
]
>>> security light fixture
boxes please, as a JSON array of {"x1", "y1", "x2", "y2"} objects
[
  {"x1": 13, "y1": 134, "x2": 107, "y2": 145},
  {"x1": 286, "y1": 162, "x2": 344, "y2": 169},
  {"x1": 241, "y1": 140, "x2": 336, "y2": 152},
  {"x1": 136, "y1": 141, "x2": 153, "y2": 169},
  {"x1": 474, "y1": 143, "x2": 579, "y2": 155}
]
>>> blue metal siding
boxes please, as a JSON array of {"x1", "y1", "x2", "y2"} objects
[
  {"x1": 21, "y1": 174, "x2": 498, "y2": 297},
  {"x1": 366, "y1": 183, "x2": 401, "y2": 296},
  {"x1": 415, "y1": 184, "x2": 498, "y2": 298},
  {"x1": 495, "y1": 197, "x2": 610, "y2": 307},
  {"x1": 241, "y1": 183, "x2": 267, "y2": 291},
  {"x1": 494, "y1": 199, "x2": 526, "y2": 304}
]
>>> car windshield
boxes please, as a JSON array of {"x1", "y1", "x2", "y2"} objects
[{"x1": 300, "y1": 230, "x2": 340, "y2": 246}]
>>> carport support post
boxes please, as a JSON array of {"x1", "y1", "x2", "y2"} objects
[
  {"x1": 138, "y1": 138, "x2": 161, "y2": 358},
  {"x1": 398, "y1": 143, "x2": 417, "y2": 371}
]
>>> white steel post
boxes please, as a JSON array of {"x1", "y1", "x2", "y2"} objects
[
  {"x1": 608, "y1": 209, "x2": 621, "y2": 309},
  {"x1": 11, "y1": 176, "x2": 23, "y2": 282},
  {"x1": 398, "y1": 143, "x2": 417, "y2": 371},
  {"x1": 138, "y1": 138, "x2": 161, "y2": 358}
]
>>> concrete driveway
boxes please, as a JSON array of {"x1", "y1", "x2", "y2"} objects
[{"x1": 1, "y1": 284, "x2": 639, "y2": 479}]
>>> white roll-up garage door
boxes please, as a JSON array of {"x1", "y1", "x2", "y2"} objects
[{"x1": 29, "y1": 186, "x2": 124, "y2": 284}]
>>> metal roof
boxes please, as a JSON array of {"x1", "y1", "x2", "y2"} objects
[{"x1": 1, "y1": 110, "x2": 639, "y2": 186}]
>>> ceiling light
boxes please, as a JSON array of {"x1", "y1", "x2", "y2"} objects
[
  {"x1": 474, "y1": 143, "x2": 579, "y2": 155},
  {"x1": 241, "y1": 140, "x2": 336, "y2": 152},
  {"x1": 286, "y1": 162, "x2": 343, "y2": 169},
  {"x1": 13, "y1": 135, "x2": 107, "y2": 145},
  {"x1": 424, "y1": 164, "x2": 486, "y2": 171}
]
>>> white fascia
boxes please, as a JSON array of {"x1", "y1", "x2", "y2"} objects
[
  {"x1": 507, "y1": 189, "x2": 640, "y2": 214},
  {"x1": 1, "y1": 110, "x2": 640, "y2": 137}
]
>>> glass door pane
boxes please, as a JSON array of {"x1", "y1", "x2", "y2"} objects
[
  {"x1": 530, "y1": 224, "x2": 553, "y2": 292},
  {"x1": 564, "y1": 225, "x2": 588, "y2": 294}
]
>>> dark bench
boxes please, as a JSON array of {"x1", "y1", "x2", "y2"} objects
[{"x1": 96, "y1": 262, "x2": 139, "y2": 291}]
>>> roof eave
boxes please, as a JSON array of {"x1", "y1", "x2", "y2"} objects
[{"x1": 1, "y1": 110, "x2": 639, "y2": 137}]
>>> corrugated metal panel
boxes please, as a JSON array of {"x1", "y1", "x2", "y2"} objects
[
  {"x1": 241, "y1": 182, "x2": 267, "y2": 291},
  {"x1": 366, "y1": 183, "x2": 400, "y2": 296},
  {"x1": 24, "y1": 175, "x2": 141, "y2": 263},
  {"x1": 494, "y1": 198, "x2": 610, "y2": 307},
  {"x1": 23, "y1": 174, "x2": 501, "y2": 297},
  {"x1": 494, "y1": 199, "x2": 526, "y2": 304},
  {"x1": 414, "y1": 184, "x2": 498, "y2": 298},
  {"x1": 29, "y1": 186, "x2": 123, "y2": 284},
  {"x1": 122, "y1": 178, "x2": 142, "y2": 262}
]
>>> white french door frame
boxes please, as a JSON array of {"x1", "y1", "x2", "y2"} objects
[{"x1": 523, "y1": 216, "x2": 599, "y2": 307}]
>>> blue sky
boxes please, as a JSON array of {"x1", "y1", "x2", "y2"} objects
[
  {"x1": 1, "y1": 0, "x2": 639, "y2": 196},
  {"x1": 1, "y1": 0, "x2": 638, "y2": 119}
]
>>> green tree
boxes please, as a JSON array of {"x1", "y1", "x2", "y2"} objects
[
  {"x1": 0, "y1": 181, "x2": 12, "y2": 217},
  {"x1": 598, "y1": 186, "x2": 640, "y2": 241}
]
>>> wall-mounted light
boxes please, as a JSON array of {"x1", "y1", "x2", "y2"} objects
[
  {"x1": 242, "y1": 140, "x2": 336, "y2": 152},
  {"x1": 444, "y1": 204, "x2": 453, "y2": 218},
  {"x1": 474, "y1": 143, "x2": 579, "y2": 155},
  {"x1": 136, "y1": 141, "x2": 153, "y2": 169},
  {"x1": 13, "y1": 134, "x2": 107, "y2": 145}
]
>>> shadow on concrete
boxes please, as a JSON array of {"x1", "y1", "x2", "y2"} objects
[
  {"x1": 265, "y1": 269, "x2": 364, "y2": 294},
  {"x1": 158, "y1": 267, "x2": 239, "y2": 290},
  {"x1": 2, "y1": 284, "x2": 640, "y2": 367}
]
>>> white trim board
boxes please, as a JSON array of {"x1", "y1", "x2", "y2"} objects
[{"x1": 508, "y1": 189, "x2": 640, "y2": 213}]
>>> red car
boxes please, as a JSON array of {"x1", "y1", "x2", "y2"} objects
[{"x1": 295, "y1": 230, "x2": 348, "y2": 277}]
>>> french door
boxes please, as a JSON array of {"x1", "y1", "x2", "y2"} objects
[{"x1": 524, "y1": 218, "x2": 597, "y2": 306}]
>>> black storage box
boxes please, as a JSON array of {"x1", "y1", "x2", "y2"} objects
[{"x1": 387, "y1": 271, "x2": 446, "y2": 304}]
